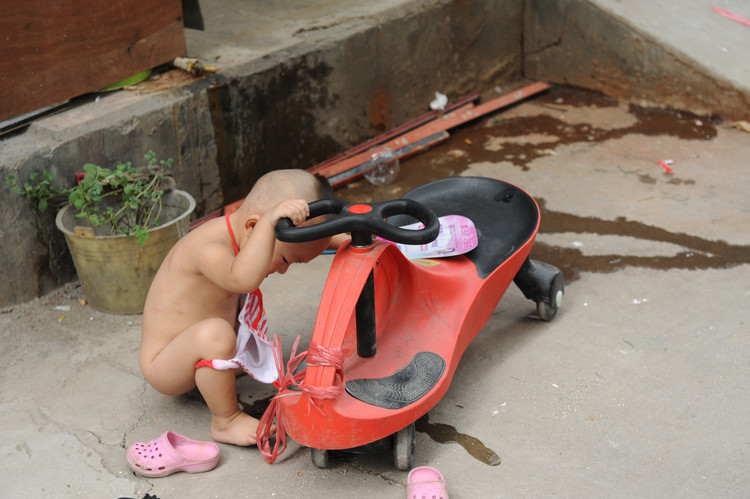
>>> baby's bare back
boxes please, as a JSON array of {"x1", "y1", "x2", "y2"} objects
[{"x1": 141, "y1": 218, "x2": 240, "y2": 352}]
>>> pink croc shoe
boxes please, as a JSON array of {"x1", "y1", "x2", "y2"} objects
[
  {"x1": 407, "y1": 466, "x2": 448, "y2": 499},
  {"x1": 127, "y1": 431, "x2": 220, "y2": 477}
]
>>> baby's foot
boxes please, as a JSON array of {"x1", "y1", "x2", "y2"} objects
[{"x1": 211, "y1": 411, "x2": 259, "y2": 446}]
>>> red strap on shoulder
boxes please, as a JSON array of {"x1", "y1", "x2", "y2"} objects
[{"x1": 225, "y1": 212, "x2": 240, "y2": 255}]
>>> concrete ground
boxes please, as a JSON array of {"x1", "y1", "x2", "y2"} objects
[
  {"x1": 2, "y1": 1, "x2": 750, "y2": 498},
  {"x1": 3, "y1": 84, "x2": 750, "y2": 499}
]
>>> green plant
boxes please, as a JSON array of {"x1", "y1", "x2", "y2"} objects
[
  {"x1": 5, "y1": 170, "x2": 66, "y2": 212},
  {"x1": 6, "y1": 151, "x2": 175, "y2": 246}
]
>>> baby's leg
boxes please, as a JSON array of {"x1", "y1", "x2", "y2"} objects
[
  {"x1": 197, "y1": 367, "x2": 261, "y2": 446},
  {"x1": 140, "y1": 318, "x2": 260, "y2": 446}
]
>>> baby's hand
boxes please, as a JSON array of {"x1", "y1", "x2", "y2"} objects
[{"x1": 264, "y1": 199, "x2": 310, "y2": 227}]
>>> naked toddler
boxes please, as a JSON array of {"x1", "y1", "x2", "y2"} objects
[{"x1": 139, "y1": 169, "x2": 334, "y2": 446}]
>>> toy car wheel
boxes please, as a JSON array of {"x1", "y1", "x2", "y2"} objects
[
  {"x1": 393, "y1": 423, "x2": 415, "y2": 470},
  {"x1": 537, "y1": 300, "x2": 555, "y2": 321},
  {"x1": 537, "y1": 285, "x2": 564, "y2": 322},
  {"x1": 311, "y1": 448, "x2": 330, "y2": 469}
]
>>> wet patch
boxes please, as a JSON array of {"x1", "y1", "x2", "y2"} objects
[
  {"x1": 533, "y1": 199, "x2": 750, "y2": 283},
  {"x1": 239, "y1": 394, "x2": 502, "y2": 466},
  {"x1": 455, "y1": 91, "x2": 717, "y2": 171},
  {"x1": 336, "y1": 85, "x2": 739, "y2": 284},
  {"x1": 416, "y1": 413, "x2": 501, "y2": 466},
  {"x1": 338, "y1": 85, "x2": 717, "y2": 202},
  {"x1": 538, "y1": 85, "x2": 621, "y2": 109}
]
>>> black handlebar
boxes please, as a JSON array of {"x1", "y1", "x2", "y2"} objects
[{"x1": 275, "y1": 198, "x2": 440, "y2": 247}]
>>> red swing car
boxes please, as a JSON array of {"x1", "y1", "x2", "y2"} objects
[{"x1": 274, "y1": 176, "x2": 564, "y2": 469}]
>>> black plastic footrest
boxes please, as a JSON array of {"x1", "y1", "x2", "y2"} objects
[{"x1": 345, "y1": 352, "x2": 446, "y2": 410}]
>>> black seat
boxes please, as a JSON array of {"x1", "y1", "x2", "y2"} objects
[{"x1": 394, "y1": 176, "x2": 539, "y2": 278}]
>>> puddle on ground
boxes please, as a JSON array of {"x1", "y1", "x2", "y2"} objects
[
  {"x1": 239, "y1": 395, "x2": 501, "y2": 466},
  {"x1": 470, "y1": 85, "x2": 717, "y2": 171},
  {"x1": 533, "y1": 199, "x2": 750, "y2": 283},
  {"x1": 336, "y1": 84, "x2": 750, "y2": 282},
  {"x1": 338, "y1": 85, "x2": 717, "y2": 203},
  {"x1": 416, "y1": 413, "x2": 501, "y2": 466}
]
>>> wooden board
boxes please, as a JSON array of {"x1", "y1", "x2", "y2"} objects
[
  {"x1": 0, "y1": 0, "x2": 186, "y2": 122},
  {"x1": 310, "y1": 82, "x2": 551, "y2": 188},
  {"x1": 310, "y1": 92, "x2": 480, "y2": 174}
]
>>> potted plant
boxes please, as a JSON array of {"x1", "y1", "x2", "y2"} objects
[{"x1": 6, "y1": 151, "x2": 195, "y2": 314}]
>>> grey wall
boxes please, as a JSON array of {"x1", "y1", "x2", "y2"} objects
[
  {"x1": 523, "y1": 0, "x2": 750, "y2": 119},
  {"x1": 4, "y1": 0, "x2": 749, "y2": 308},
  {"x1": 0, "y1": 0, "x2": 522, "y2": 307}
]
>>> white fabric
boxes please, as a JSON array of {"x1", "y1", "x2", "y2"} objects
[{"x1": 201, "y1": 291, "x2": 277, "y2": 383}]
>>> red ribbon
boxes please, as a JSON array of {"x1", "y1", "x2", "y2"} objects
[{"x1": 256, "y1": 335, "x2": 345, "y2": 463}]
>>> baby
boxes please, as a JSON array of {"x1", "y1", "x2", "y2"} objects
[{"x1": 140, "y1": 169, "x2": 334, "y2": 446}]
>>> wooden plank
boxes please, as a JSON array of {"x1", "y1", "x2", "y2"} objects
[
  {"x1": 0, "y1": 0, "x2": 186, "y2": 122},
  {"x1": 310, "y1": 102, "x2": 475, "y2": 181},
  {"x1": 310, "y1": 82, "x2": 550, "y2": 187},
  {"x1": 309, "y1": 92, "x2": 480, "y2": 173},
  {"x1": 390, "y1": 81, "x2": 551, "y2": 148}
]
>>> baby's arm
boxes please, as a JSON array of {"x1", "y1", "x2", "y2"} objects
[
  {"x1": 255, "y1": 198, "x2": 310, "y2": 233},
  {"x1": 230, "y1": 198, "x2": 309, "y2": 287},
  {"x1": 196, "y1": 199, "x2": 309, "y2": 293}
]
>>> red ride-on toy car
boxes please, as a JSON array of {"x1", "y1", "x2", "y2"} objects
[{"x1": 272, "y1": 176, "x2": 563, "y2": 469}]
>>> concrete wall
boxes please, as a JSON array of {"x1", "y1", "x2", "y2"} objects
[
  {"x1": 209, "y1": 0, "x2": 523, "y2": 203},
  {"x1": 5, "y1": 0, "x2": 749, "y2": 308},
  {"x1": 523, "y1": 0, "x2": 750, "y2": 120},
  {"x1": 0, "y1": 0, "x2": 522, "y2": 308}
]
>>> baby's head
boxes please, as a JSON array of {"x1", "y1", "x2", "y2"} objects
[
  {"x1": 241, "y1": 169, "x2": 334, "y2": 215},
  {"x1": 241, "y1": 169, "x2": 335, "y2": 275}
]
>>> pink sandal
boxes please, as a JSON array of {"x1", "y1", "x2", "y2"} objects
[
  {"x1": 407, "y1": 466, "x2": 448, "y2": 499},
  {"x1": 127, "y1": 431, "x2": 220, "y2": 477}
]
